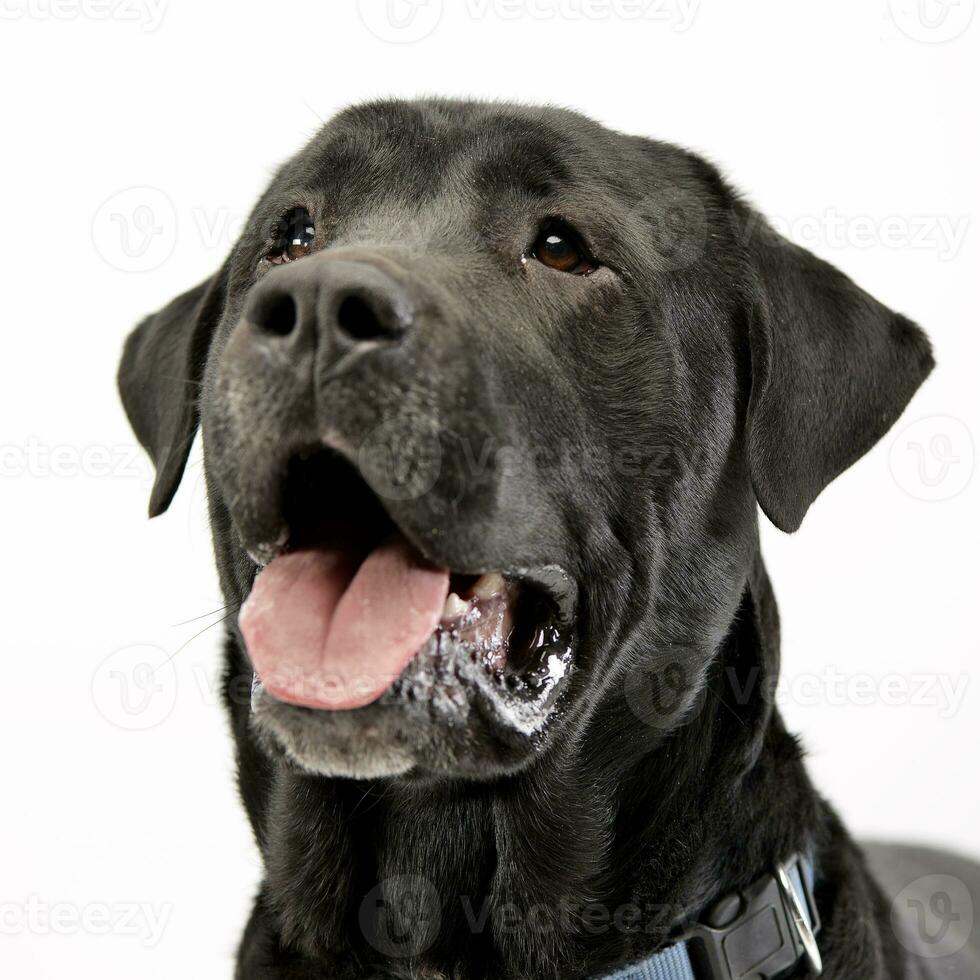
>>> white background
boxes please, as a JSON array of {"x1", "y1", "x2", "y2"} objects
[{"x1": 1, "y1": 1, "x2": 978, "y2": 976}]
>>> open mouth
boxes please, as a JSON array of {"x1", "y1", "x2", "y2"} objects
[{"x1": 239, "y1": 449, "x2": 575, "y2": 730}]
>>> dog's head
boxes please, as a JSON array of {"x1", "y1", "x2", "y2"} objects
[{"x1": 119, "y1": 100, "x2": 932, "y2": 780}]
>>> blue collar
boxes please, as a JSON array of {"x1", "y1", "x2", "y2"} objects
[{"x1": 598, "y1": 854, "x2": 822, "y2": 980}]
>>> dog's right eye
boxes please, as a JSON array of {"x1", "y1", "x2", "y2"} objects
[
  {"x1": 529, "y1": 220, "x2": 596, "y2": 275},
  {"x1": 264, "y1": 206, "x2": 315, "y2": 266}
]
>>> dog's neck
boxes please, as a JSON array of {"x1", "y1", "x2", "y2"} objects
[{"x1": 232, "y1": 556, "x2": 898, "y2": 978}]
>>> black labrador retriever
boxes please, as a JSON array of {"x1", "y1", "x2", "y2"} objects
[{"x1": 118, "y1": 99, "x2": 979, "y2": 979}]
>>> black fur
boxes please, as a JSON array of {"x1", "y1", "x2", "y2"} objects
[{"x1": 118, "y1": 99, "x2": 977, "y2": 979}]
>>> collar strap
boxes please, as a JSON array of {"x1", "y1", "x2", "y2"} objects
[{"x1": 599, "y1": 854, "x2": 822, "y2": 980}]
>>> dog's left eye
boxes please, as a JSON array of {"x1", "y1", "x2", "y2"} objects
[
  {"x1": 530, "y1": 221, "x2": 596, "y2": 275},
  {"x1": 265, "y1": 206, "x2": 315, "y2": 265}
]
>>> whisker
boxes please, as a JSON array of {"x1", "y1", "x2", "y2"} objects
[
  {"x1": 153, "y1": 608, "x2": 240, "y2": 676},
  {"x1": 171, "y1": 603, "x2": 239, "y2": 628}
]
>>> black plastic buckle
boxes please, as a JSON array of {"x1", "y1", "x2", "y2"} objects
[{"x1": 684, "y1": 855, "x2": 822, "y2": 979}]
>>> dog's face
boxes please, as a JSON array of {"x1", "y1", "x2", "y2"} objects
[{"x1": 120, "y1": 100, "x2": 931, "y2": 781}]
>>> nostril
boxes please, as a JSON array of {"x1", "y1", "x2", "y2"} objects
[
  {"x1": 253, "y1": 291, "x2": 297, "y2": 337},
  {"x1": 336, "y1": 294, "x2": 398, "y2": 342}
]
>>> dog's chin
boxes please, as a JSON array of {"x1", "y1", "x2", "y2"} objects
[{"x1": 248, "y1": 621, "x2": 574, "y2": 779}]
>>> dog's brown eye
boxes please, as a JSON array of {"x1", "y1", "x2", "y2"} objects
[
  {"x1": 266, "y1": 206, "x2": 315, "y2": 265},
  {"x1": 531, "y1": 222, "x2": 595, "y2": 275}
]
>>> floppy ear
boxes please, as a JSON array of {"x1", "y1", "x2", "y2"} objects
[
  {"x1": 741, "y1": 210, "x2": 934, "y2": 532},
  {"x1": 118, "y1": 266, "x2": 228, "y2": 517}
]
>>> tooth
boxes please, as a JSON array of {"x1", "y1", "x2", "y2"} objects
[
  {"x1": 442, "y1": 592, "x2": 469, "y2": 621},
  {"x1": 471, "y1": 572, "x2": 506, "y2": 599}
]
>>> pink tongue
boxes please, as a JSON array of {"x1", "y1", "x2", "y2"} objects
[{"x1": 239, "y1": 535, "x2": 449, "y2": 710}]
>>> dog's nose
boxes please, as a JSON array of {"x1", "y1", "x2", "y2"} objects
[{"x1": 244, "y1": 256, "x2": 413, "y2": 356}]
